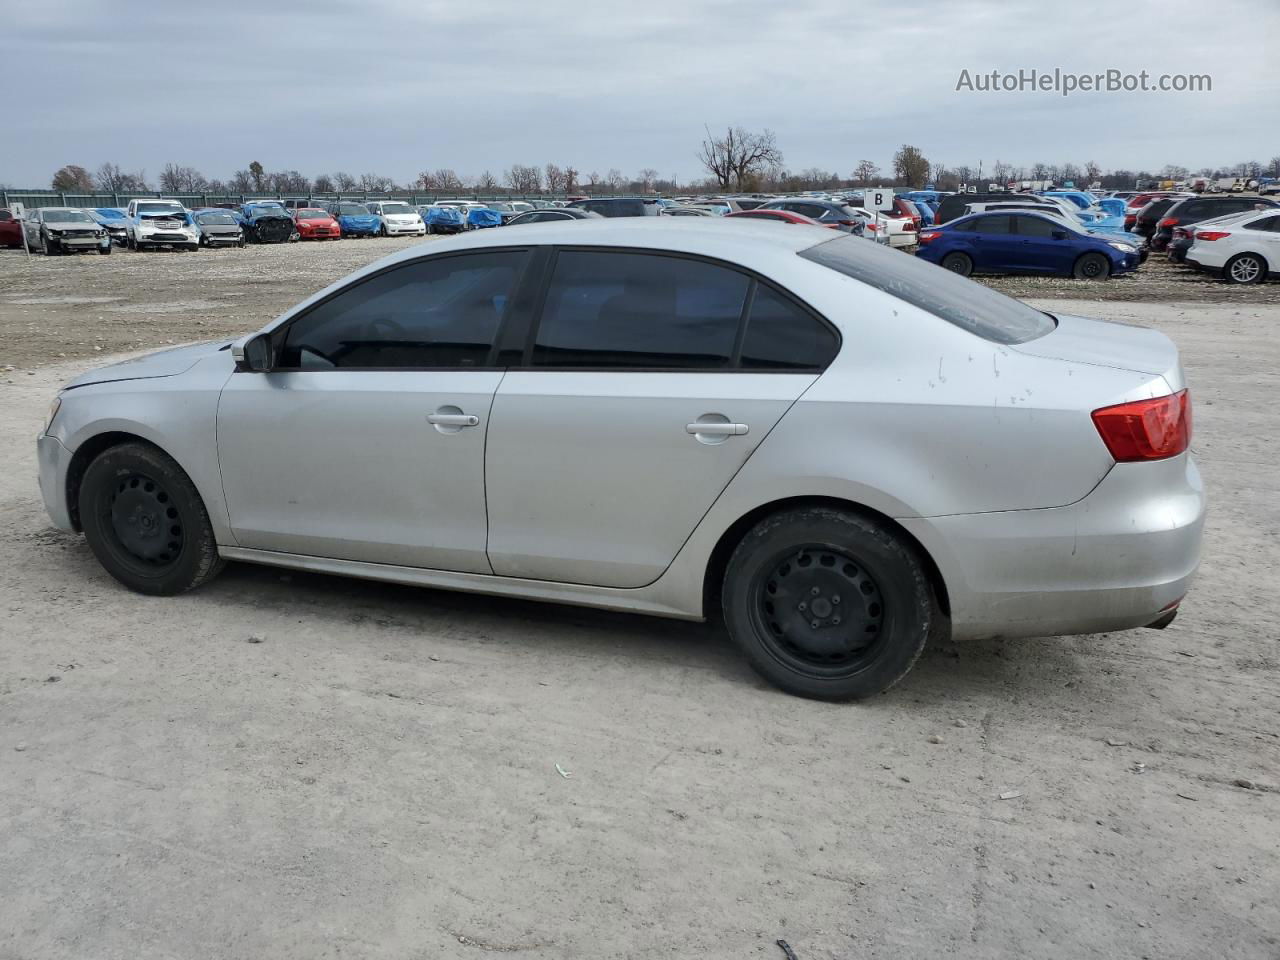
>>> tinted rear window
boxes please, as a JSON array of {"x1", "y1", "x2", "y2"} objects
[{"x1": 799, "y1": 236, "x2": 1055, "y2": 345}]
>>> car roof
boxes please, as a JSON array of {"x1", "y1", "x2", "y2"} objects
[{"x1": 364, "y1": 217, "x2": 834, "y2": 268}]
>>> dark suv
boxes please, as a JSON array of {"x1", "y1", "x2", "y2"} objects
[
  {"x1": 1150, "y1": 195, "x2": 1279, "y2": 253},
  {"x1": 1131, "y1": 197, "x2": 1188, "y2": 246},
  {"x1": 567, "y1": 197, "x2": 662, "y2": 218}
]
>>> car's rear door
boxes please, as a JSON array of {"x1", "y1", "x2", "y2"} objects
[
  {"x1": 217, "y1": 248, "x2": 533, "y2": 573},
  {"x1": 964, "y1": 214, "x2": 1017, "y2": 270},
  {"x1": 483, "y1": 247, "x2": 838, "y2": 588}
]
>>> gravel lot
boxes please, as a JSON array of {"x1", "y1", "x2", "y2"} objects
[
  {"x1": 1, "y1": 241, "x2": 1278, "y2": 959},
  {"x1": 2, "y1": 236, "x2": 1276, "y2": 370}
]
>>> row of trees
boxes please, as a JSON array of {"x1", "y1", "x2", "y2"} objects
[{"x1": 46, "y1": 150, "x2": 1280, "y2": 198}]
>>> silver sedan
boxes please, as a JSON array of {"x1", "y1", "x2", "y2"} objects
[{"x1": 36, "y1": 220, "x2": 1205, "y2": 699}]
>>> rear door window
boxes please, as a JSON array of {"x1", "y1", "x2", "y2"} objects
[
  {"x1": 531, "y1": 250, "x2": 748, "y2": 369},
  {"x1": 739, "y1": 285, "x2": 839, "y2": 370},
  {"x1": 1013, "y1": 215, "x2": 1059, "y2": 237},
  {"x1": 972, "y1": 215, "x2": 1012, "y2": 234}
]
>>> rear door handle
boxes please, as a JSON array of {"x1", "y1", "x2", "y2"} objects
[
  {"x1": 428, "y1": 413, "x2": 479, "y2": 427},
  {"x1": 686, "y1": 422, "x2": 748, "y2": 436}
]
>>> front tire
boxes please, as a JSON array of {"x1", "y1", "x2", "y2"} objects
[
  {"x1": 98, "y1": 244, "x2": 111, "y2": 255},
  {"x1": 78, "y1": 442, "x2": 225, "y2": 596},
  {"x1": 1073, "y1": 252, "x2": 1111, "y2": 280},
  {"x1": 1223, "y1": 253, "x2": 1266, "y2": 285},
  {"x1": 940, "y1": 251, "x2": 972, "y2": 276},
  {"x1": 43, "y1": 234, "x2": 58, "y2": 256},
  {"x1": 722, "y1": 507, "x2": 942, "y2": 701}
]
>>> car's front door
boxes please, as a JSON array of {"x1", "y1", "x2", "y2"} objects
[
  {"x1": 484, "y1": 248, "x2": 838, "y2": 588},
  {"x1": 217, "y1": 248, "x2": 531, "y2": 572},
  {"x1": 1010, "y1": 214, "x2": 1075, "y2": 274}
]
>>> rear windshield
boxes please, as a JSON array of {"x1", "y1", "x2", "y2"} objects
[{"x1": 799, "y1": 236, "x2": 1055, "y2": 345}]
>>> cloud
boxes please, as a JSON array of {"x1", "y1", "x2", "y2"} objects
[{"x1": 4, "y1": 0, "x2": 1277, "y2": 186}]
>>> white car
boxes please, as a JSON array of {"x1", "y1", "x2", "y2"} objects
[
  {"x1": 848, "y1": 208, "x2": 891, "y2": 245},
  {"x1": 880, "y1": 213, "x2": 918, "y2": 249},
  {"x1": 125, "y1": 199, "x2": 200, "y2": 252},
  {"x1": 1185, "y1": 208, "x2": 1280, "y2": 283},
  {"x1": 365, "y1": 201, "x2": 426, "y2": 237}
]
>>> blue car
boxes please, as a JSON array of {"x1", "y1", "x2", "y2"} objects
[
  {"x1": 420, "y1": 205, "x2": 466, "y2": 234},
  {"x1": 88, "y1": 208, "x2": 130, "y2": 245},
  {"x1": 467, "y1": 208, "x2": 504, "y2": 229},
  {"x1": 1041, "y1": 190, "x2": 1098, "y2": 211},
  {"x1": 916, "y1": 211, "x2": 1141, "y2": 280},
  {"x1": 329, "y1": 201, "x2": 383, "y2": 238}
]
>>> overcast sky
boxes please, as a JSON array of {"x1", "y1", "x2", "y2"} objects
[{"x1": 4, "y1": 0, "x2": 1277, "y2": 188}]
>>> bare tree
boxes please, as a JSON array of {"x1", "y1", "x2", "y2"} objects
[
  {"x1": 51, "y1": 165, "x2": 94, "y2": 191},
  {"x1": 95, "y1": 162, "x2": 148, "y2": 193},
  {"x1": 160, "y1": 163, "x2": 208, "y2": 193},
  {"x1": 892, "y1": 145, "x2": 930, "y2": 188},
  {"x1": 476, "y1": 170, "x2": 499, "y2": 194},
  {"x1": 697, "y1": 126, "x2": 783, "y2": 191},
  {"x1": 852, "y1": 160, "x2": 879, "y2": 186},
  {"x1": 313, "y1": 174, "x2": 335, "y2": 193},
  {"x1": 544, "y1": 163, "x2": 566, "y2": 194},
  {"x1": 638, "y1": 167, "x2": 659, "y2": 193},
  {"x1": 1083, "y1": 161, "x2": 1102, "y2": 185},
  {"x1": 605, "y1": 168, "x2": 624, "y2": 191},
  {"x1": 504, "y1": 165, "x2": 541, "y2": 194},
  {"x1": 332, "y1": 171, "x2": 358, "y2": 191},
  {"x1": 270, "y1": 170, "x2": 311, "y2": 193},
  {"x1": 230, "y1": 170, "x2": 254, "y2": 193},
  {"x1": 359, "y1": 172, "x2": 395, "y2": 192},
  {"x1": 1268, "y1": 156, "x2": 1280, "y2": 177},
  {"x1": 1030, "y1": 162, "x2": 1048, "y2": 180},
  {"x1": 563, "y1": 165, "x2": 578, "y2": 194},
  {"x1": 586, "y1": 171, "x2": 600, "y2": 193}
]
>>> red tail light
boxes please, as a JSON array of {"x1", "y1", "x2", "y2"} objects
[
  {"x1": 918, "y1": 230, "x2": 939, "y2": 244},
  {"x1": 1158, "y1": 217, "x2": 1179, "y2": 228},
  {"x1": 903, "y1": 220, "x2": 916, "y2": 232},
  {"x1": 1195, "y1": 230, "x2": 1230, "y2": 241},
  {"x1": 1091, "y1": 390, "x2": 1191, "y2": 462}
]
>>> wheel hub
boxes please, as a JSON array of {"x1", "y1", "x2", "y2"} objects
[
  {"x1": 757, "y1": 549, "x2": 884, "y2": 666},
  {"x1": 109, "y1": 474, "x2": 182, "y2": 565}
]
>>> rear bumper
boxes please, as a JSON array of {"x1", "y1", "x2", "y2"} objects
[
  {"x1": 901, "y1": 454, "x2": 1205, "y2": 641},
  {"x1": 37, "y1": 433, "x2": 75, "y2": 532}
]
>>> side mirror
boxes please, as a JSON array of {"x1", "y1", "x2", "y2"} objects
[{"x1": 232, "y1": 333, "x2": 274, "y2": 372}]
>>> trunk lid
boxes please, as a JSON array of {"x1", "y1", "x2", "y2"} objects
[{"x1": 1011, "y1": 313, "x2": 1183, "y2": 389}]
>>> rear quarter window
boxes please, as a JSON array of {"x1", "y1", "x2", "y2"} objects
[{"x1": 800, "y1": 236, "x2": 1055, "y2": 345}]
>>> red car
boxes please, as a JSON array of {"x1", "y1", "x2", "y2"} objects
[
  {"x1": 0, "y1": 209, "x2": 23, "y2": 248},
  {"x1": 292, "y1": 208, "x2": 342, "y2": 240},
  {"x1": 725, "y1": 209, "x2": 838, "y2": 229}
]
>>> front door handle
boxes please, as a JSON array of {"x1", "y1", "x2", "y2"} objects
[
  {"x1": 428, "y1": 413, "x2": 479, "y2": 427},
  {"x1": 686, "y1": 422, "x2": 748, "y2": 436}
]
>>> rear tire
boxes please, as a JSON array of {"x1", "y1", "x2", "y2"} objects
[
  {"x1": 78, "y1": 442, "x2": 225, "y2": 596},
  {"x1": 722, "y1": 507, "x2": 943, "y2": 701},
  {"x1": 1073, "y1": 252, "x2": 1111, "y2": 280},
  {"x1": 940, "y1": 252, "x2": 972, "y2": 276},
  {"x1": 1223, "y1": 253, "x2": 1266, "y2": 285}
]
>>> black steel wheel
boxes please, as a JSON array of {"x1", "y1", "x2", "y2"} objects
[
  {"x1": 940, "y1": 252, "x2": 972, "y2": 276},
  {"x1": 723, "y1": 507, "x2": 944, "y2": 700},
  {"x1": 752, "y1": 546, "x2": 886, "y2": 673},
  {"x1": 1073, "y1": 252, "x2": 1111, "y2": 280},
  {"x1": 78, "y1": 442, "x2": 224, "y2": 595}
]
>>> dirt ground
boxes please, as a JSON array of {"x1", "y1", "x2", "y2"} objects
[{"x1": 0, "y1": 242, "x2": 1278, "y2": 959}]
